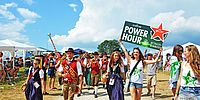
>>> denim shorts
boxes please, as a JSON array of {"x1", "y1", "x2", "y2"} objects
[
  {"x1": 171, "y1": 82, "x2": 177, "y2": 89},
  {"x1": 178, "y1": 86, "x2": 200, "y2": 100},
  {"x1": 129, "y1": 82, "x2": 143, "y2": 88}
]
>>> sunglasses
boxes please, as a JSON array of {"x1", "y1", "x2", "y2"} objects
[{"x1": 178, "y1": 49, "x2": 183, "y2": 54}]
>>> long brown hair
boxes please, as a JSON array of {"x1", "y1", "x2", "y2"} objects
[
  {"x1": 131, "y1": 47, "x2": 145, "y2": 64},
  {"x1": 186, "y1": 45, "x2": 200, "y2": 79},
  {"x1": 109, "y1": 51, "x2": 123, "y2": 68},
  {"x1": 172, "y1": 44, "x2": 183, "y2": 61}
]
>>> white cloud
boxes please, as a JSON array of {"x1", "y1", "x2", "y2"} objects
[
  {"x1": 0, "y1": 20, "x2": 29, "y2": 43},
  {"x1": 53, "y1": 0, "x2": 200, "y2": 51},
  {"x1": 0, "y1": 2, "x2": 17, "y2": 10},
  {"x1": 69, "y1": 3, "x2": 78, "y2": 12},
  {"x1": 22, "y1": 0, "x2": 34, "y2": 5},
  {"x1": 0, "y1": 2, "x2": 40, "y2": 44},
  {"x1": 17, "y1": 8, "x2": 40, "y2": 24},
  {"x1": 0, "y1": 2, "x2": 17, "y2": 20},
  {"x1": 53, "y1": 0, "x2": 161, "y2": 50},
  {"x1": 150, "y1": 10, "x2": 200, "y2": 33},
  {"x1": 150, "y1": 10, "x2": 200, "y2": 46}
]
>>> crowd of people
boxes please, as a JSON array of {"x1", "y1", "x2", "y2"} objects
[
  {"x1": 0, "y1": 52, "x2": 23, "y2": 84},
  {"x1": 1, "y1": 39, "x2": 200, "y2": 100}
]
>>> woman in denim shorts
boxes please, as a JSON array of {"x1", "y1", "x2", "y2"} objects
[
  {"x1": 119, "y1": 39, "x2": 162, "y2": 100},
  {"x1": 169, "y1": 45, "x2": 183, "y2": 97},
  {"x1": 175, "y1": 45, "x2": 200, "y2": 100}
]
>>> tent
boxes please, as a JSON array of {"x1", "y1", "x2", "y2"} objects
[
  {"x1": 0, "y1": 39, "x2": 36, "y2": 51},
  {"x1": 0, "y1": 39, "x2": 37, "y2": 67},
  {"x1": 162, "y1": 42, "x2": 200, "y2": 66}
]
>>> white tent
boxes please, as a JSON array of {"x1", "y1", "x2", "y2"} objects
[
  {"x1": 0, "y1": 39, "x2": 37, "y2": 67},
  {"x1": 163, "y1": 42, "x2": 200, "y2": 66},
  {"x1": 0, "y1": 39, "x2": 36, "y2": 51}
]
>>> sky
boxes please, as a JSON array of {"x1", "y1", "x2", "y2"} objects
[{"x1": 0, "y1": 0, "x2": 200, "y2": 53}]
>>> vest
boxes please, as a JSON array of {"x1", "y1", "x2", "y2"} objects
[
  {"x1": 62, "y1": 59, "x2": 78, "y2": 83},
  {"x1": 101, "y1": 60, "x2": 108, "y2": 71},
  {"x1": 91, "y1": 61, "x2": 100, "y2": 75}
]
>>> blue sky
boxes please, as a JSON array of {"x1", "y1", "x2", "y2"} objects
[{"x1": 0, "y1": 0, "x2": 200, "y2": 52}]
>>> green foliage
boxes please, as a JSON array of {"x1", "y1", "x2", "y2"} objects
[{"x1": 97, "y1": 39, "x2": 120, "y2": 54}]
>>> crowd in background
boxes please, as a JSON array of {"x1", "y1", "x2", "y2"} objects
[{"x1": 0, "y1": 42, "x2": 200, "y2": 100}]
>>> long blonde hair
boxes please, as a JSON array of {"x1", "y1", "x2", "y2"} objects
[{"x1": 186, "y1": 45, "x2": 200, "y2": 79}]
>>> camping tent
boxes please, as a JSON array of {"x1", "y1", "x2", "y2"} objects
[{"x1": 162, "y1": 42, "x2": 200, "y2": 66}]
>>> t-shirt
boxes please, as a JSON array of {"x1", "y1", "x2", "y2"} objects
[
  {"x1": 48, "y1": 58, "x2": 56, "y2": 67},
  {"x1": 169, "y1": 56, "x2": 181, "y2": 83},
  {"x1": 181, "y1": 62, "x2": 200, "y2": 87},
  {"x1": 130, "y1": 60, "x2": 143, "y2": 84},
  {"x1": 146, "y1": 63, "x2": 157, "y2": 76}
]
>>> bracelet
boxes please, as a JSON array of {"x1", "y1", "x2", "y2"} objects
[{"x1": 176, "y1": 92, "x2": 179, "y2": 95}]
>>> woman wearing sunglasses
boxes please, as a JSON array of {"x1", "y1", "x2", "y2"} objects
[
  {"x1": 175, "y1": 45, "x2": 200, "y2": 100},
  {"x1": 168, "y1": 44, "x2": 183, "y2": 98}
]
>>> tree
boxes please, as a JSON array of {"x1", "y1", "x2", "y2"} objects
[{"x1": 97, "y1": 39, "x2": 120, "y2": 54}]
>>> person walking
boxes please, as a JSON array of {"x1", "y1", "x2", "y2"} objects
[
  {"x1": 106, "y1": 51, "x2": 125, "y2": 100},
  {"x1": 118, "y1": 38, "x2": 162, "y2": 100},
  {"x1": 57, "y1": 48, "x2": 83, "y2": 100},
  {"x1": 89, "y1": 52, "x2": 100, "y2": 98},
  {"x1": 23, "y1": 59, "x2": 44, "y2": 100},
  {"x1": 169, "y1": 45, "x2": 183, "y2": 97},
  {"x1": 146, "y1": 53, "x2": 160, "y2": 98},
  {"x1": 175, "y1": 45, "x2": 200, "y2": 100}
]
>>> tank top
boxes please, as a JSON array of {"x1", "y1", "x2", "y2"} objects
[
  {"x1": 130, "y1": 59, "x2": 143, "y2": 84},
  {"x1": 181, "y1": 62, "x2": 200, "y2": 87}
]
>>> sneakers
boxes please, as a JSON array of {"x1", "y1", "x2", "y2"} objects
[
  {"x1": 52, "y1": 87, "x2": 57, "y2": 89},
  {"x1": 77, "y1": 93, "x2": 81, "y2": 97},
  {"x1": 93, "y1": 91, "x2": 95, "y2": 94},
  {"x1": 43, "y1": 92, "x2": 49, "y2": 95},
  {"x1": 94, "y1": 94, "x2": 98, "y2": 98},
  {"x1": 147, "y1": 91, "x2": 151, "y2": 96},
  {"x1": 152, "y1": 96, "x2": 155, "y2": 100}
]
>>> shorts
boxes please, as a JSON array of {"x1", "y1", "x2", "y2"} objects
[
  {"x1": 147, "y1": 75, "x2": 157, "y2": 86},
  {"x1": 171, "y1": 82, "x2": 177, "y2": 89},
  {"x1": 91, "y1": 73, "x2": 100, "y2": 86},
  {"x1": 179, "y1": 86, "x2": 200, "y2": 100},
  {"x1": 48, "y1": 67, "x2": 56, "y2": 78},
  {"x1": 130, "y1": 82, "x2": 143, "y2": 88}
]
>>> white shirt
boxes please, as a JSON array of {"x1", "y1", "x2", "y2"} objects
[
  {"x1": 57, "y1": 60, "x2": 83, "y2": 76},
  {"x1": 146, "y1": 63, "x2": 157, "y2": 76},
  {"x1": 28, "y1": 66, "x2": 44, "y2": 79},
  {"x1": 181, "y1": 61, "x2": 200, "y2": 87},
  {"x1": 129, "y1": 60, "x2": 143, "y2": 84},
  {"x1": 169, "y1": 56, "x2": 181, "y2": 83}
]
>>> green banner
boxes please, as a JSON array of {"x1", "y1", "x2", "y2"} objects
[{"x1": 120, "y1": 21, "x2": 169, "y2": 50}]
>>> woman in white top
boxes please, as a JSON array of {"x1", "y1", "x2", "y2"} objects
[
  {"x1": 175, "y1": 45, "x2": 200, "y2": 99},
  {"x1": 118, "y1": 39, "x2": 162, "y2": 100}
]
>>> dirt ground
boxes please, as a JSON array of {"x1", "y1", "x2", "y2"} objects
[{"x1": 0, "y1": 70, "x2": 173, "y2": 100}]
